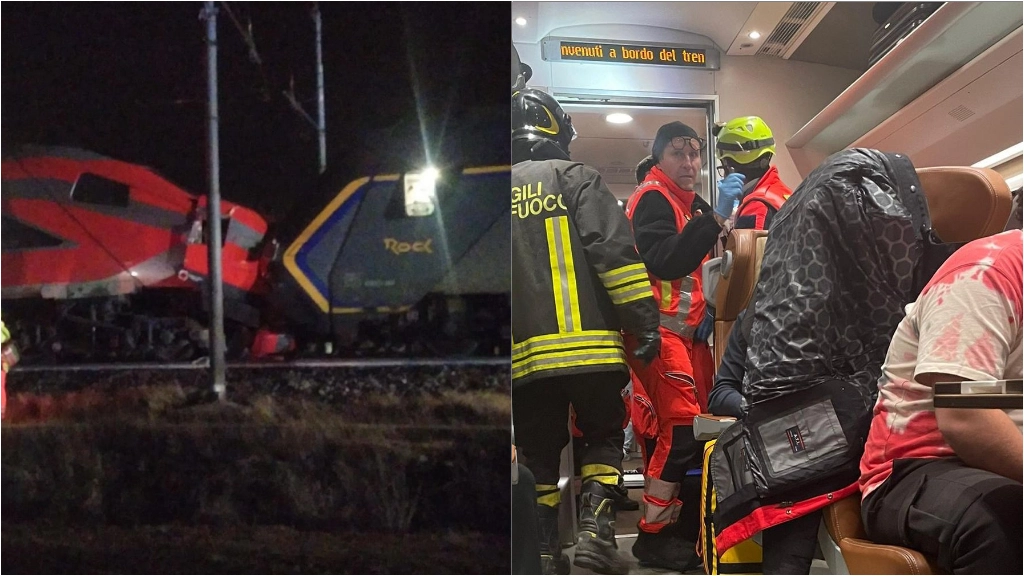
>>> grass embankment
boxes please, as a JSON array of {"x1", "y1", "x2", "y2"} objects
[
  {"x1": 2, "y1": 524, "x2": 507, "y2": 574},
  {"x1": 2, "y1": 376, "x2": 512, "y2": 574}
]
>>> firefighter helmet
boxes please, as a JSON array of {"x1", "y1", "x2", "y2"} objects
[{"x1": 512, "y1": 88, "x2": 577, "y2": 156}]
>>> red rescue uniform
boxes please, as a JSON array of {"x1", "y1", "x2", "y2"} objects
[
  {"x1": 733, "y1": 166, "x2": 791, "y2": 231},
  {"x1": 624, "y1": 164, "x2": 722, "y2": 532}
]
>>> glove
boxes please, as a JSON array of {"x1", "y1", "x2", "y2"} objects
[
  {"x1": 714, "y1": 172, "x2": 747, "y2": 218},
  {"x1": 695, "y1": 306, "x2": 715, "y2": 342},
  {"x1": 632, "y1": 330, "x2": 662, "y2": 365}
]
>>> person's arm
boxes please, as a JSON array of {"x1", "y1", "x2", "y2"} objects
[
  {"x1": 914, "y1": 255, "x2": 1023, "y2": 482},
  {"x1": 567, "y1": 165, "x2": 660, "y2": 337},
  {"x1": 692, "y1": 193, "x2": 728, "y2": 227},
  {"x1": 631, "y1": 192, "x2": 720, "y2": 280},
  {"x1": 921, "y1": 372, "x2": 1023, "y2": 482},
  {"x1": 707, "y1": 312, "x2": 748, "y2": 419}
]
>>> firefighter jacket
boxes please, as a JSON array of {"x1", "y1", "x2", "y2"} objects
[
  {"x1": 734, "y1": 166, "x2": 791, "y2": 231},
  {"x1": 625, "y1": 164, "x2": 721, "y2": 339},
  {"x1": 511, "y1": 140, "x2": 660, "y2": 387}
]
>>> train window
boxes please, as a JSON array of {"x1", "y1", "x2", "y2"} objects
[
  {"x1": 199, "y1": 217, "x2": 233, "y2": 246},
  {"x1": 70, "y1": 172, "x2": 130, "y2": 207},
  {"x1": 403, "y1": 167, "x2": 438, "y2": 217},
  {"x1": 1, "y1": 215, "x2": 65, "y2": 250}
]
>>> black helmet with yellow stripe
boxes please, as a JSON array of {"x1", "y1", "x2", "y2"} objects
[{"x1": 512, "y1": 88, "x2": 577, "y2": 156}]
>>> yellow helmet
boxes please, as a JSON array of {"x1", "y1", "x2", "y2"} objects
[{"x1": 714, "y1": 116, "x2": 775, "y2": 166}]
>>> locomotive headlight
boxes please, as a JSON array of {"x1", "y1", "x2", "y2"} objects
[
  {"x1": 420, "y1": 166, "x2": 439, "y2": 184},
  {"x1": 404, "y1": 166, "x2": 439, "y2": 217}
]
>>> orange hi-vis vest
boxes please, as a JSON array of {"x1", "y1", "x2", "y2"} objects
[
  {"x1": 736, "y1": 166, "x2": 790, "y2": 217},
  {"x1": 625, "y1": 172, "x2": 707, "y2": 340}
]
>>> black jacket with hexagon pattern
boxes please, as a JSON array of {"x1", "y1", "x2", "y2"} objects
[
  {"x1": 744, "y1": 148, "x2": 950, "y2": 405},
  {"x1": 708, "y1": 149, "x2": 963, "y2": 551}
]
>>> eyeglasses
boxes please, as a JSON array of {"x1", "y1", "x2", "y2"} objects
[
  {"x1": 669, "y1": 136, "x2": 706, "y2": 153},
  {"x1": 716, "y1": 165, "x2": 731, "y2": 179}
]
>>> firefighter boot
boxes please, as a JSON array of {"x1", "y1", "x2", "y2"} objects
[
  {"x1": 611, "y1": 475, "x2": 640, "y2": 511},
  {"x1": 537, "y1": 504, "x2": 570, "y2": 575},
  {"x1": 577, "y1": 476, "x2": 639, "y2": 513},
  {"x1": 574, "y1": 481, "x2": 627, "y2": 574}
]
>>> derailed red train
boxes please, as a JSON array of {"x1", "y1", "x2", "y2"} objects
[
  {"x1": 2, "y1": 147, "x2": 270, "y2": 298},
  {"x1": 2, "y1": 123, "x2": 510, "y2": 362}
]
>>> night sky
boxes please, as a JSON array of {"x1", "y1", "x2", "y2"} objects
[{"x1": 2, "y1": 2, "x2": 509, "y2": 221}]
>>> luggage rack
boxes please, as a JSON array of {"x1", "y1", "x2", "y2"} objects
[{"x1": 933, "y1": 378, "x2": 1023, "y2": 410}]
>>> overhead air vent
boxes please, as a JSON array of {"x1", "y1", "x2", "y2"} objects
[
  {"x1": 596, "y1": 166, "x2": 635, "y2": 177},
  {"x1": 757, "y1": 2, "x2": 825, "y2": 58},
  {"x1": 947, "y1": 104, "x2": 976, "y2": 122}
]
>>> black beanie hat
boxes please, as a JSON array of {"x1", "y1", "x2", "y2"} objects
[{"x1": 652, "y1": 121, "x2": 700, "y2": 162}]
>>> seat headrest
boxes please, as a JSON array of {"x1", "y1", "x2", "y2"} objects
[
  {"x1": 917, "y1": 166, "x2": 1013, "y2": 243},
  {"x1": 715, "y1": 229, "x2": 769, "y2": 322}
]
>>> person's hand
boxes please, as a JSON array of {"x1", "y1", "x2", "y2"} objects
[
  {"x1": 632, "y1": 330, "x2": 661, "y2": 365},
  {"x1": 695, "y1": 306, "x2": 715, "y2": 342},
  {"x1": 715, "y1": 172, "x2": 746, "y2": 218}
]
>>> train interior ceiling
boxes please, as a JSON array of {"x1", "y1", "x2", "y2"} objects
[
  {"x1": 513, "y1": 2, "x2": 1021, "y2": 575},
  {"x1": 512, "y1": 1, "x2": 1024, "y2": 206}
]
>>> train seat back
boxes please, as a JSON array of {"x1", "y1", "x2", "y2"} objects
[
  {"x1": 916, "y1": 166, "x2": 1014, "y2": 241},
  {"x1": 712, "y1": 228, "x2": 768, "y2": 369},
  {"x1": 710, "y1": 165, "x2": 1012, "y2": 574}
]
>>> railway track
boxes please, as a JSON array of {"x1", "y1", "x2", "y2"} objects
[
  {"x1": 7, "y1": 356, "x2": 511, "y2": 399},
  {"x1": 12, "y1": 356, "x2": 510, "y2": 373}
]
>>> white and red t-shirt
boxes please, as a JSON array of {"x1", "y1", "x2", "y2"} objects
[{"x1": 859, "y1": 229, "x2": 1024, "y2": 498}]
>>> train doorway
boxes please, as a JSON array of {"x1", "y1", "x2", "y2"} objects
[{"x1": 558, "y1": 96, "x2": 720, "y2": 209}]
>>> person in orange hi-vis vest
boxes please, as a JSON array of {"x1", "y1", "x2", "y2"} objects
[{"x1": 623, "y1": 121, "x2": 745, "y2": 571}]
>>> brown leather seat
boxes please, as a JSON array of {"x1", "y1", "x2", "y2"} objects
[
  {"x1": 708, "y1": 165, "x2": 1012, "y2": 574},
  {"x1": 823, "y1": 494, "x2": 940, "y2": 575},
  {"x1": 916, "y1": 166, "x2": 1013, "y2": 242},
  {"x1": 712, "y1": 228, "x2": 768, "y2": 369}
]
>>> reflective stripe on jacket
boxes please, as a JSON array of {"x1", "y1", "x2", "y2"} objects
[{"x1": 511, "y1": 143, "x2": 659, "y2": 387}]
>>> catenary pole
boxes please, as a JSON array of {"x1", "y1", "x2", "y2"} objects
[
  {"x1": 313, "y1": 2, "x2": 327, "y2": 173},
  {"x1": 203, "y1": 1, "x2": 227, "y2": 400}
]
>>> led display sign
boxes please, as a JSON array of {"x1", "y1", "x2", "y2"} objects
[{"x1": 541, "y1": 38, "x2": 720, "y2": 70}]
